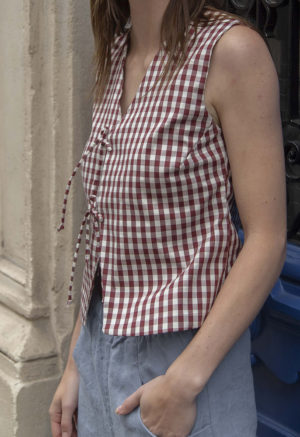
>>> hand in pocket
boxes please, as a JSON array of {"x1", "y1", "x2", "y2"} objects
[{"x1": 116, "y1": 374, "x2": 197, "y2": 437}]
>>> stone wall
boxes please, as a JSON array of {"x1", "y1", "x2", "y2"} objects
[{"x1": 0, "y1": 1, "x2": 94, "y2": 435}]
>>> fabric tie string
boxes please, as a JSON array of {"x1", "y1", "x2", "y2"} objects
[{"x1": 56, "y1": 125, "x2": 108, "y2": 305}]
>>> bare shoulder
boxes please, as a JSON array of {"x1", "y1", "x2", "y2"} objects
[
  {"x1": 205, "y1": 23, "x2": 279, "y2": 122},
  {"x1": 212, "y1": 23, "x2": 277, "y2": 79}
]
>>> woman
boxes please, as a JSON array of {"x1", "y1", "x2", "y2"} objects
[{"x1": 49, "y1": 0, "x2": 286, "y2": 436}]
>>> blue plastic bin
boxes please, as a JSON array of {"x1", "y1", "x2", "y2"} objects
[{"x1": 248, "y1": 240, "x2": 300, "y2": 437}]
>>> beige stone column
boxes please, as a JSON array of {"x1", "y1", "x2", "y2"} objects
[{"x1": 0, "y1": 1, "x2": 94, "y2": 435}]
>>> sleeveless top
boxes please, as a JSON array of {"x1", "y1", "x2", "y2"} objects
[{"x1": 57, "y1": 15, "x2": 242, "y2": 336}]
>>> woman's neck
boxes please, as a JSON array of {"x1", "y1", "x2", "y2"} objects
[{"x1": 128, "y1": 0, "x2": 170, "y2": 56}]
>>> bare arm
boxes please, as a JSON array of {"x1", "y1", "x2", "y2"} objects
[
  {"x1": 49, "y1": 310, "x2": 81, "y2": 437},
  {"x1": 166, "y1": 24, "x2": 286, "y2": 396},
  {"x1": 117, "y1": 25, "x2": 287, "y2": 436},
  {"x1": 65, "y1": 310, "x2": 82, "y2": 372}
]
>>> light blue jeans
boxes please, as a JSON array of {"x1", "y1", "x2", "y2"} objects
[{"x1": 73, "y1": 281, "x2": 258, "y2": 436}]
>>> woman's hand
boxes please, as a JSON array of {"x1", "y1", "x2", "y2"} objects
[
  {"x1": 116, "y1": 374, "x2": 198, "y2": 437},
  {"x1": 49, "y1": 364, "x2": 79, "y2": 437}
]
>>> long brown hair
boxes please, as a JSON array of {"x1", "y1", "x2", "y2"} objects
[{"x1": 90, "y1": 0, "x2": 252, "y2": 104}]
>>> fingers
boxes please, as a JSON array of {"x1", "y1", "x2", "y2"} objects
[
  {"x1": 72, "y1": 410, "x2": 78, "y2": 436},
  {"x1": 49, "y1": 369, "x2": 79, "y2": 437},
  {"x1": 116, "y1": 385, "x2": 144, "y2": 415},
  {"x1": 50, "y1": 420, "x2": 62, "y2": 437},
  {"x1": 49, "y1": 401, "x2": 63, "y2": 437},
  {"x1": 73, "y1": 409, "x2": 78, "y2": 430},
  {"x1": 71, "y1": 426, "x2": 77, "y2": 437},
  {"x1": 61, "y1": 404, "x2": 76, "y2": 437},
  {"x1": 49, "y1": 404, "x2": 77, "y2": 437}
]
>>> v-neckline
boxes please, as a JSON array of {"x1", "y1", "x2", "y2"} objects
[{"x1": 117, "y1": 28, "x2": 163, "y2": 123}]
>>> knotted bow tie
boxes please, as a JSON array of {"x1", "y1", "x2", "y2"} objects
[{"x1": 57, "y1": 125, "x2": 109, "y2": 305}]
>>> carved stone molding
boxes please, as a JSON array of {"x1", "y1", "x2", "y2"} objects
[{"x1": 0, "y1": 0, "x2": 93, "y2": 435}]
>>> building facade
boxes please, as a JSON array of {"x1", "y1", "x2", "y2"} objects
[{"x1": 0, "y1": 1, "x2": 93, "y2": 435}]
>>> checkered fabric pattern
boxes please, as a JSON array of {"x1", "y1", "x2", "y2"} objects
[{"x1": 57, "y1": 16, "x2": 243, "y2": 336}]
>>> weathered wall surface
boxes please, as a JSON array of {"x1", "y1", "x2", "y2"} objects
[{"x1": 0, "y1": 1, "x2": 94, "y2": 435}]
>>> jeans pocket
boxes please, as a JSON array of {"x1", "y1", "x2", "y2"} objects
[
  {"x1": 188, "y1": 422, "x2": 213, "y2": 437},
  {"x1": 187, "y1": 385, "x2": 212, "y2": 436},
  {"x1": 137, "y1": 406, "x2": 157, "y2": 437},
  {"x1": 188, "y1": 424, "x2": 213, "y2": 436},
  {"x1": 137, "y1": 401, "x2": 213, "y2": 437}
]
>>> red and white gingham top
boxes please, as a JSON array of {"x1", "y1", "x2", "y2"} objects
[{"x1": 57, "y1": 16, "x2": 242, "y2": 336}]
